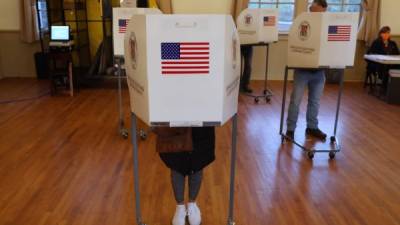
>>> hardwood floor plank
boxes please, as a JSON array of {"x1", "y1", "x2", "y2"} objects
[{"x1": 0, "y1": 78, "x2": 399, "y2": 225}]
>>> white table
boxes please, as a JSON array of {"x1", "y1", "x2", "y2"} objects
[
  {"x1": 364, "y1": 54, "x2": 400, "y2": 65},
  {"x1": 364, "y1": 54, "x2": 400, "y2": 98}
]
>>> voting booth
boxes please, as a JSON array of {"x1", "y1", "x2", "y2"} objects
[
  {"x1": 124, "y1": 14, "x2": 241, "y2": 127},
  {"x1": 280, "y1": 13, "x2": 359, "y2": 159},
  {"x1": 237, "y1": 8, "x2": 279, "y2": 45},
  {"x1": 113, "y1": 8, "x2": 162, "y2": 57},
  {"x1": 288, "y1": 12, "x2": 359, "y2": 68},
  {"x1": 112, "y1": 7, "x2": 162, "y2": 139}
]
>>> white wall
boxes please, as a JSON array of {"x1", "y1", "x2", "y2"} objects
[
  {"x1": 251, "y1": 38, "x2": 289, "y2": 80},
  {"x1": 0, "y1": 1, "x2": 40, "y2": 78},
  {"x1": 171, "y1": 0, "x2": 233, "y2": 14},
  {"x1": 380, "y1": 0, "x2": 400, "y2": 35},
  {"x1": 0, "y1": 0, "x2": 20, "y2": 31}
]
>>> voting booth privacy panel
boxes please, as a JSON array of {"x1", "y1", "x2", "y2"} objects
[
  {"x1": 237, "y1": 8, "x2": 279, "y2": 45},
  {"x1": 113, "y1": 8, "x2": 162, "y2": 57},
  {"x1": 288, "y1": 12, "x2": 359, "y2": 68},
  {"x1": 124, "y1": 15, "x2": 241, "y2": 127}
]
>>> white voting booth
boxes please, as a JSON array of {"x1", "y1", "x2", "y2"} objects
[
  {"x1": 237, "y1": 8, "x2": 279, "y2": 45},
  {"x1": 280, "y1": 12, "x2": 360, "y2": 159},
  {"x1": 124, "y1": 14, "x2": 241, "y2": 225},
  {"x1": 124, "y1": 14, "x2": 240, "y2": 127},
  {"x1": 288, "y1": 12, "x2": 359, "y2": 68},
  {"x1": 113, "y1": 8, "x2": 162, "y2": 57},
  {"x1": 236, "y1": 8, "x2": 279, "y2": 103},
  {"x1": 112, "y1": 7, "x2": 162, "y2": 139}
]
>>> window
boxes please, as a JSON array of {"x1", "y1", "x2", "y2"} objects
[
  {"x1": 308, "y1": 0, "x2": 362, "y2": 13},
  {"x1": 37, "y1": 0, "x2": 49, "y2": 32},
  {"x1": 248, "y1": 0, "x2": 295, "y2": 33}
]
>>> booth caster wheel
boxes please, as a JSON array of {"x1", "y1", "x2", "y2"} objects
[
  {"x1": 139, "y1": 130, "x2": 147, "y2": 140},
  {"x1": 329, "y1": 152, "x2": 336, "y2": 159},
  {"x1": 330, "y1": 136, "x2": 336, "y2": 143},
  {"x1": 307, "y1": 151, "x2": 315, "y2": 159},
  {"x1": 263, "y1": 90, "x2": 267, "y2": 95},
  {"x1": 254, "y1": 97, "x2": 260, "y2": 103},
  {"x1": 266, "y1": 97, "x2": 271, "y2": 103},
  {"x1": 120, "y1": 129, "x2": 129, "y2": 139}
]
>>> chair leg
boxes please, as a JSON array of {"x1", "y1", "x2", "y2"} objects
[
  {"x1": 373, "y1": 73, "x2": 379, "y2": 96},
  {"x1": 68, "y1": 62, "x2": 73, "y2": 97},
  {"x1": 364, "y1": 72, "x2": 369, "y2": 88}
]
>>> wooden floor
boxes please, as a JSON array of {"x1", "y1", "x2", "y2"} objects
[{"x1": 0, "y1": 78, "x2": 399, "y2": 225}]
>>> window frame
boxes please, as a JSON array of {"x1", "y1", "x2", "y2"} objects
[{"x1": 307, "y1": 0, "x2": 362, "y2": 13}]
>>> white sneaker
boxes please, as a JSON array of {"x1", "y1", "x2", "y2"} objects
[
  {"x1": 172, "y1": 205, "x2": 187, "y2": 225},
  {"x1": 187, "y1": 202, "x2": 201, "y2": 225}
]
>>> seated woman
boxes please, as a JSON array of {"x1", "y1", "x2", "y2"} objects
[{"x1": 367, "y1": 26, "x2": 400, "y2": 93}]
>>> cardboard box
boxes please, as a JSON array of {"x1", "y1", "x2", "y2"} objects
[{"x1": 388, "y1": 70, "x2": 400, "y2": 104}]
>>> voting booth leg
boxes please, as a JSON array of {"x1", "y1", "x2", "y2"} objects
[
  {"x1": 279, "y1": 67, "x2": 341, "y2": 159},
  {"x1": 130, "y1": 113, "x2": 146, "y2": 225},
  {"x1": 242, "y1": 44, "x2": 273, "y2": 104},
  {"x1": 328, "y1": 70, "x2": 345, "y2": 158},
  {"x1": 227, "y1": 114, "x2": 238, "y2": 225},
  {"x1": 116, "y1": 59, "x2": 129, "y2": 139},
  {"x1": 262, "y1": 44, "x2": 273, "y2": 102},
  {"x1": 279, "y1": 66, "x2": 289, "y2": 144}
]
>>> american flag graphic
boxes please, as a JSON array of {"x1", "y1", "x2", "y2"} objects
[
  {"x1": 161, "y1": 42, "x2": 210, "y2": 75},
  {"x1": 118, "y1": 19, "x2": 129, "y2": 33},
  {"x1": 264, "y1": 16, "x2": 276, "y2": 26},
  {"x1": 328, "y1": 25, "x2": 351, "y2": 41}
]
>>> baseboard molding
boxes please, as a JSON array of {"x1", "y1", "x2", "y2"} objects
[
  {"x1": 251, "y1": 76, "x2": 364, "y2": 82},
  {"x1": 0, "y1": 30, "x2": 20, "y2": 33}
]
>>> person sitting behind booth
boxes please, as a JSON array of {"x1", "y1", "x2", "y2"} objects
[
  {"x1": 285, "y1": 0, "x2": 328, "y2": 141},
  {"x1": 153, "y1": 127, "x2": 215, "y2": 225},
  {"x1": 368, "y1": 26, "x2": 399, "y2": 55},
  {"x1": 367, "y1": 26, "x2": 400, "y2": 93}
]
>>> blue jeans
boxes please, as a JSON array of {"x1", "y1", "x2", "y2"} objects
[{"x1": 286, "y1": 69, "x2": 326, "y2": 131}]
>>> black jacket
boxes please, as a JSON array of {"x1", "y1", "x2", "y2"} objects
[
  {"x1": 367, "y1": 38, "x2": 400, "y2": 55},
  {"x1": 367, "y1": 38, "x2": 400, "y2": 72},
  {"x1": 159, "y1": 127, "x2": 215, "y2": 176}
]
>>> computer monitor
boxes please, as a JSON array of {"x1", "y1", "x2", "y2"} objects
[{"x1": 50, "y1": 26, "x2": 70, "y2": 41}]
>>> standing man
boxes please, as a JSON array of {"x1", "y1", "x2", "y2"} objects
[
  {"x1": 286, "y1": 0, "x2": 328, "y2": 141},
  {"x1": 240, "y1": 45, "x2": 253, "y2": 93}
]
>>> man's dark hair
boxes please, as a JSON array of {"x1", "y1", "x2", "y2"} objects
[{"x1": 313, "y1": 0, "x2": 328, "y2": 8}]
